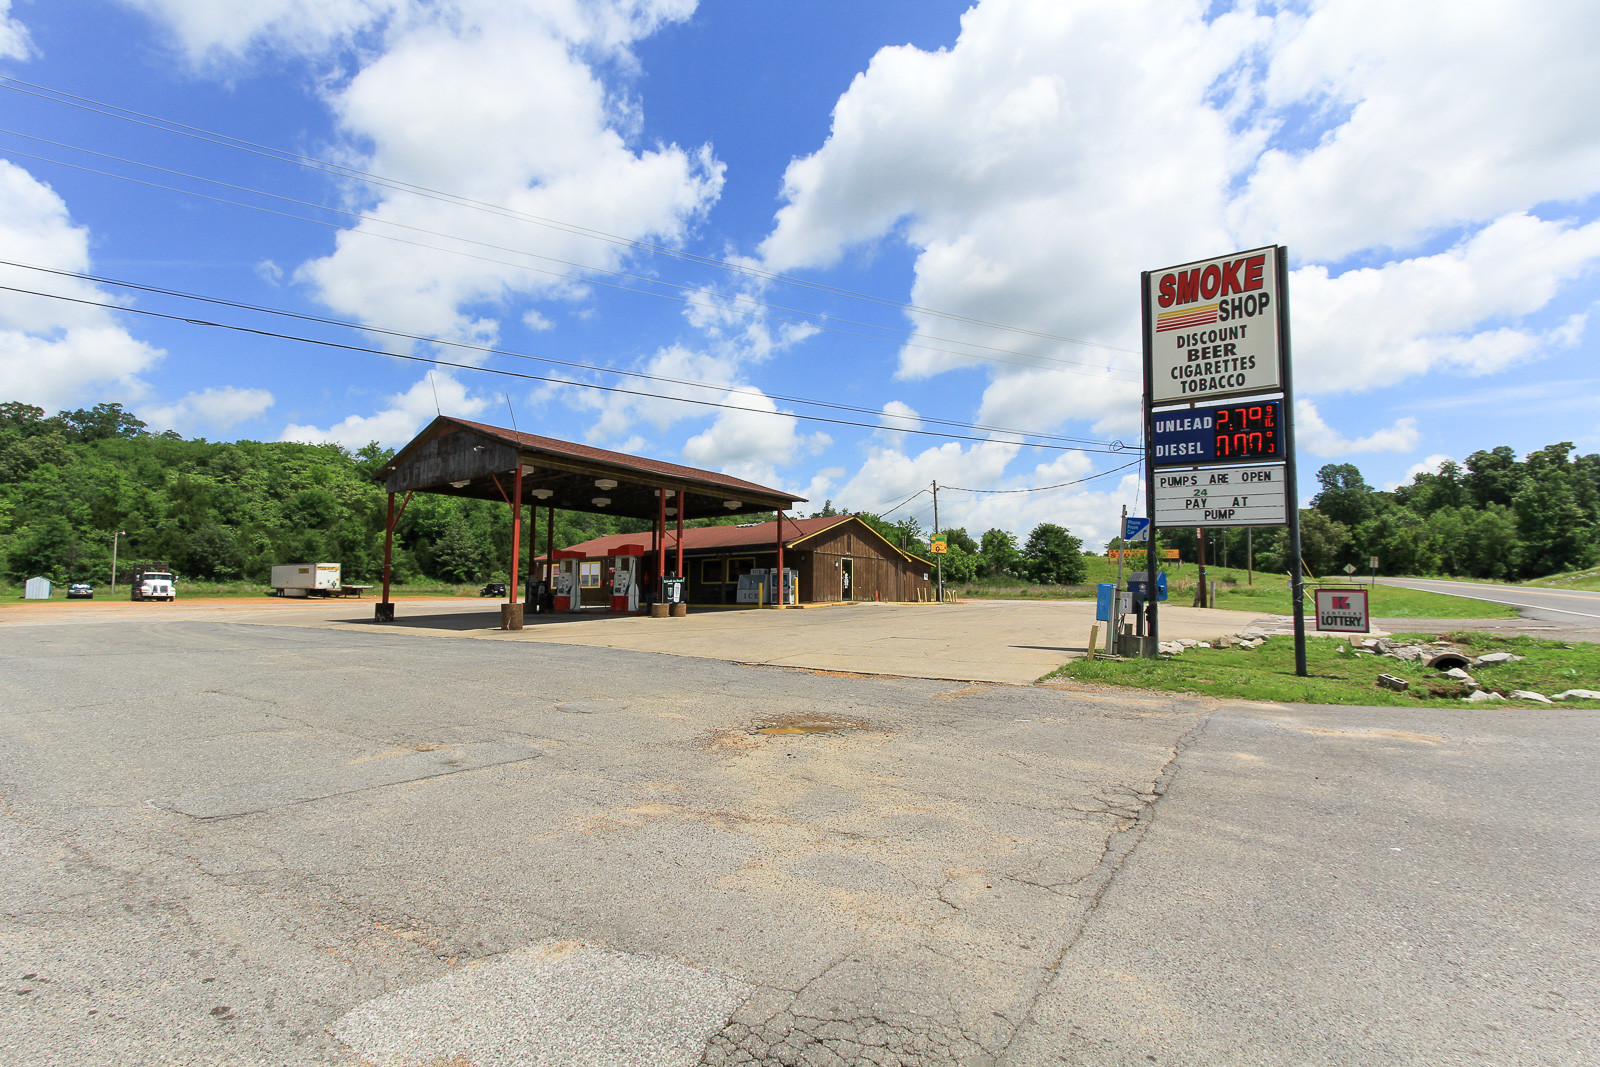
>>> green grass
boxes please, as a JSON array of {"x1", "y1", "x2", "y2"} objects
[
  {"x1": 1523, "y1": 567, "x2": 1600, "y2": 592},
  {"x1": 1209, "y1": 581, "x2": 1519, "y2": 618},
  {"x1": 1045, "y1": 631, "x2": 1600, "y2": 708},
  {"x1": 955, "y1": 555, "x2": 1516, "y2": 618}
]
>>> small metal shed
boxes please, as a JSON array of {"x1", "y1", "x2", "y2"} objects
[{"x1": 24, "y1": 576, "x2": 53, "y2": 599}]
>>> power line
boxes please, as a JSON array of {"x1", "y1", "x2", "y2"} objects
[
  {"x1": 941, "y1": 457, "x2": 1145, "y2": 494},
  {"x1": 866, "y1": 488, "x2": 930, "y2": 517},
  {"x1": 1, "y1": 281, "x2": 1141, "y2": 455},
  {"x1": 0, "y1": 140, "x2": 1139, "y2": 384},
  {"x1": 0, "y1": 259, "x2": 1133, "y2": 452},
  {"x1": 0, "y1": 75, "x2": 1140, "y2": 356}
]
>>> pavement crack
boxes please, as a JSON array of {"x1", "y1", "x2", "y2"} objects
[{"x1": 995, "y1": 702, "x2": 1214, "y2": 1064}]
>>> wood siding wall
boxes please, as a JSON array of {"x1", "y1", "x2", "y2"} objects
[{"x1": 802, "y1": 523, "x2": 932, "y2": 603}]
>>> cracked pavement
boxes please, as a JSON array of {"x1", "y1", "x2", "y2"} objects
[{"x1": 2, "y1": 618, "x2": 1596, "y2": 1065}]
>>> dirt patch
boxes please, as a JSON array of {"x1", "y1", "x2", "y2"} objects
[{"x1": 1283, "y1": 725, "x2": 1446, "y2": 744}]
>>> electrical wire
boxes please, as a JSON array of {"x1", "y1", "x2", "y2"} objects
[
  {"x1": 865, "y1": 488, "x2": 930, "y2": 518},
  {"x1": 941, "y1": 456, "x2": 1145, "y2": 494},
  {"x1": 0, "y1": 259, "x2": 1134, "y2": 452},
  {"x1": 0, "y1": 281, "x2": 1139, "y2": 455},
  {"x1": 0, "y1": 140, "x2": 1139, "y2": 384},
  {"x1": 0, "y1": 75, "x2": 1139, "y2": 354}
]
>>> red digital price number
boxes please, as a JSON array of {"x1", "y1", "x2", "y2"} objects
[{"x1": 1214, "y1": 402, "x2": 1281, "y2": 460}]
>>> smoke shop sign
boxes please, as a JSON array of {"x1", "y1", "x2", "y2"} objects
[{"x1": 1147, "y1": 246, "x2": 1282, "y2": 403}]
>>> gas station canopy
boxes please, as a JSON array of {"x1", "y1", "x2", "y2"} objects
[{"x1": 375, "y1": 416, "x2": 805, "y2": 519}]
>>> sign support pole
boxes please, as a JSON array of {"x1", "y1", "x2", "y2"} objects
[
  {"x1": 1275, "y1": 246, "x2": 1308, "y2": 676},
  {"x1": 1140, "y1": 271, "x2": 1159, "y2": 657}
]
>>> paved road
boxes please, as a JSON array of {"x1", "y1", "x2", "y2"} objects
[
  {"x1": 1381, "y1": 577, "x2": 1600, "y2": 642},
  {"x1": 3, "y1": 615, "x2": 1596, "y2": 1065}
]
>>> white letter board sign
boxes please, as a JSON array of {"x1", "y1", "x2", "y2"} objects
[{"x1": 1154, "y1": 463, "x2": 1288, "y2": 528}]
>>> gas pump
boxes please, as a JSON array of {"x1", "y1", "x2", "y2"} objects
[
  {"x1": 610, "y1": 554, "x2": 640, "y2": 612},
  {"x1": 553, "y1": 558, "x2": 579, "y2": 612}
]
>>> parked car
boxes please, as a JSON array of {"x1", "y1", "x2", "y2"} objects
[
  {"x1": 479, "y1": 582, "x2": 507, "y2": 597},
  {"x1": 67, "y1": 583, "x2": 94, "y2": 599}
]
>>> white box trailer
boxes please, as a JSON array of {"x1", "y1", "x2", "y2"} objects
[{"x1": 271, "y1": 563, "x2": 341, "y2": 597}]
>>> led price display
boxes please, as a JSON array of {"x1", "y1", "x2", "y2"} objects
[
  {"x1": 1212, "y1": 401, "x2": 1280, "y2": 460},
  {"x1": 1150, "y1": 399, "x2": 1283, "y2": 467}
]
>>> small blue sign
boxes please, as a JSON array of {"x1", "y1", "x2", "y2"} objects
[
  {"x1": 1096, "y1": 583, "x2": 1115, "y2": 622},
  {"x1": 1124, "y1": 516, "x2": 1151, "y2": 541}
]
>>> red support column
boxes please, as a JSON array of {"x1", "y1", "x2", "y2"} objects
[
  {"x1": 776, "y1": 509, "x2": 785, "y2": 606},
  {"x1": 382, "y1": 492, "x2": 395, "y2": 603},
  {"x1": 508, "y1": 465, "x2": 523, "y2": 602},
  {"x1": 675, "y1": 492, "x2": 685, "y2": 577},
  {"x1": 656, "y1": 488, "x2": 667, "y2": 592}
]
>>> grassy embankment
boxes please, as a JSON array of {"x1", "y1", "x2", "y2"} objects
[
  {"x1": 955, "y1": 557, "x2": 1518, "y2": 619},
  {"x1": 1045, "y1": 631, "x2": 1600, "y2": 708}
]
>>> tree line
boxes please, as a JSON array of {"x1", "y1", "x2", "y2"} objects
[
  {"x1": 1128, "y1": 444, "x2": 1599, "y2": 580},
  {"x1": 8, "y1": 399, "x2": 1586, "y2": 588}
]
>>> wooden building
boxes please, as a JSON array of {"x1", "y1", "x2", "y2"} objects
[
  {"x1": 372, "y1": 416, "x2": 805, "y2": 620},
  {"x1": 550, "y1": 515, "x2": 934, "y2": 606}
]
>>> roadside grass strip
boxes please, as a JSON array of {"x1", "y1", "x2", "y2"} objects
[{"x1": 1045, "y1": 632, "x2": 1600, "y2": 708}]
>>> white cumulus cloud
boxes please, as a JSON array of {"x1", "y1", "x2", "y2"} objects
[
  {"x1": 680, "y1": 386, "x2": 828, "y2": 490},
  {"x1": 141, "y1": 387, "x2": 275, "y2": 435},
  {"x1": 280, "y1": 371, "x2": 487, "y2": 448},
  {"x1": 0, "y1": 161, "x2": 165, "y2": 412},
  {"x1": 1295, "y1": 399, "x2": 1419, "y2": 457}
]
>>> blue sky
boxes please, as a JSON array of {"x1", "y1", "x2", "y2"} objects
[{"x1": 2, "y1": 0, "x2": 1597, "y2": 547}]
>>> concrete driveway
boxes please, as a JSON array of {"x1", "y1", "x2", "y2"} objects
[{"x1": 2, "y1": 596, "x2": 1274, "y2": 684}]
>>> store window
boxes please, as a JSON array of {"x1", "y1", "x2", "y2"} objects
[
  {"x1": 701, "y1": 559, "x2": 724, "y2": 584},
  {"x1": 579, "y1": 561, "x2": 601, "y2": 588}
]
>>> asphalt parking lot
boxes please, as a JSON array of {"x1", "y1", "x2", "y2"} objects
[
  {"x1": 3, "y1": 612, "x2": 1597, "y2": 1065},
  {"x1": 1, "y1": 595, "x2": 1283, "y2": 684}
]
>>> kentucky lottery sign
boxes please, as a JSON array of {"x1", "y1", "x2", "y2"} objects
[{"x1": 1147, "y1": 245, "x2": 1282, "y2": 404}]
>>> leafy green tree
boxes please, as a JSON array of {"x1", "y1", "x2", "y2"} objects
[
  {"x1": 431, "y1": 516, "x2": 490, "y2": 583},
  {"x1": 61, "y1": 403, "x2": 147, "y2": 442},
  {"x1": 939, "y1": 542, "x2": 980, "y2": 583},
  {"x1": 1023, "y1": 523, "x2": 1086, "y2": 585},
  {"x1": 978, "y1": 528, "x2": 1021, "y2": 577},
  {"x1": 1464, "y1": 446, "x2": 1523, "y2": 508},
  {"x1": 1295, "y1": 510, "x2": 1351, "y2": 577},
  {"x1": 7, "y1": 515, "x2": 76, "y2": 581},
  {"x1": 1311, "y1": 463, "x2": 1377, "y2": 528},
  {"x1": 1514, "y1": 442, "x2": 1598, "y2": 574},
  {"x1": 941, "y1": 526, "x2": 979, "y2": 554}
]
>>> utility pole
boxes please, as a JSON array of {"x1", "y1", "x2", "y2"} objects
[
  {"x1": 111, "y1": 530, "x2": 125, "y2": 593},
  {"x1": 931, "y1": 480, "x2": 943, "y2": 603}
]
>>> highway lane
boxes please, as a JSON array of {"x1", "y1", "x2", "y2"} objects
[{"x1": 1381, "y1": 577, "x2": 1600, "y2": 641}]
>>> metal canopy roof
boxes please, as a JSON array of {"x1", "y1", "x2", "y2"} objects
[{"x1": 375, "y1": 416, "x2": 806, "y2": 520}]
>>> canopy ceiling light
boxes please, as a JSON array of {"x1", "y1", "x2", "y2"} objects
[
  {"x1": 594, "y1": 478, "x2": 618, "y2": 490},
  {"x1": 449, "y1": 479, "x2": 471, "y2": 488},
  {"x1": 665, "y1": 508, "x2": 677, "y2": 517},
  {"x1": 722, "y1": 499, "x2": 741, "y2": 510},
  {"x1": 592, "y1": 496, "x2": 611, "y2": 507},
  {"x1": 529, "y1": 488, "x2": 553, "y2": 500}
]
